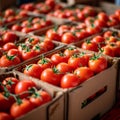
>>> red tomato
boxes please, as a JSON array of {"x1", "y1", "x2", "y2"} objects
[
  {"x1": 21, "y1": 27, "x2": 33, "y2": 33},
  {"x1": 7, "y1": 49, "x2": 21, "y2": 58},
  {"x1": 61, "y1": 32, "x2": 78, "y2": 44},
  {"x1": 40, "y1": 90, "x2": 52, "y2": 104},
  {"x1": 0, "y1": 55, "x2": 21, "y2": 67},
  {"x1": 21, "y1": 50, "x2": 37, "y2": 61},
  {"x1": 32, "y1": 44, "x2": 45, "y2": 55},
  {"x1": 24, "y1": 64, "x2": 43, "y2": 79},
  {"x1": 25, "y1": 36, "x2": 40, "y2": 45},
  {"x1": 86, "y1": 25, "x2": 101, "y2": 35},
  {"x1": 82, "y1": 6, "x2": 97, "y2": 17},
  {"x1": 84, "y1": 17, "x2": 95, "y2": 26},
  {"x1": 105, "y1": 36, "x2": 117, "y2": 44},
  {"x1": 41, "y1": 68, "x2": 62, "y2": 86},
  {"x1": 92, "y1": 35, "x2": 105, "y2": 43},
  {"x1": 4, "y1": 9, "x2": 15, "y2": 17},
  {"x1": 11, "y1": 24, "x2": 22, "y2": 31},
  {"x1": 94, "y1": 19, "x2": 107, "y2": 28},
  {"x1": 68, "y1": 53, "x2": 88, "y2": 69},
  {"x1": 15, "y1": 80, "x2": 36, "y2": 98},
  {"x1": 10, "y1": 99, "x2": 35, "y2": 118},
  {"x1": 30, "y1": 90, "x2": 52, "y2": 107},
  {"x1": 75, "y1": 29, "x2": 89, "y2": 40},
  {"x1": 22, "y1": 3, "x2": 35, "y2": 11},
  {"x1": 37, "y1": 57, "x2": 53, "y2": 69},
  {"x1": 100, "y1": 45, "x2": 114, "y2": 57},
  {"x1": 57, "y1": 25, "x2": 71, "y2": 35},
  {"x1": 0, "y1": 112, "x2": 13, "y2": 120},
  {"x1": 3, "y1": 42, "x2": 17, "y2": 51},
  {"x1": 50, "y1": 53, "x2": 68, "y2": 65},
  {"x1": 74, "y1": 66, "x2": 94, "y2": 83},
  {"x1": 56, "y1": 62, "x2": 73, "y2": 74},
  {"x1": 2, "y1": 32, "x2": 18, "y2": 43},
  {"x1": 45, "y1": 0, "x2": 55, "y2": 8},
  {"x1": 97, "y1": 12, "x2": 109, "y2": 22},
  {"x1": 60, "y1": 73, "x2": 80, "y2": 88},
  {"x1": 0, "y1": 93, "x2": 14, "y2": 112},
  {"x1": 46, "y1": 29, "x2": 61, "y2": 41},
  {"x1": 63, "y1": 47, "x2": 79, "y2": 58},
  {"x1": 2, "y1": 77, "x2": 19, "y2": 93},
  {"x1": 88, "y1": 55, "x2": 108, "y2": 73},
  {"x1": 29, "y1": 91, "x2": 44, "y2": 107},
  {"x1": 81, "y1": 39, "x2": 98, "y2": 52},
  {"x1": 40, "y1": 39, "x2": 55, "y2": 51}
]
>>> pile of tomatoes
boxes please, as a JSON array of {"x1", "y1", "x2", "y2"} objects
[
  {"x1": 44, "y1": 23, "x2": 102, "y2": 44},
  {"x1": 20, "y1": 0, "x2": 63, "y2": 14},
  {"x1": 47, "y1": 6, "x2": 120, "y2": 27},
  {"x1": 9, "y1": 17, "x2": 54, "y2": 33},
  {"x1": 0, "y1": 35, "x2": 56, "y2": 67},
  {"x1": 0, "y1": 76, "x2": 52, "y2": 120},
  {"x1": 80, "y1": 30, "x2": 120, "y2": 57},
  {"x1": 0, "y1": 8, "x2": 28, "y2": 26},
  {"x1": 22, "y1": 46, "x2": 108, "y2": 88}
]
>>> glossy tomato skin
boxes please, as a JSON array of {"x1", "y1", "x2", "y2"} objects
[
  {"x1": 88, "y1": 56, "x2": 108, "y2": 73},
  {"x1": 3, "y1": 42, "x2": 17, "y2": 51},
  {"x1": 74, "y1": 67, "x2": 94, "y2": 83},
  {"x1": 37, "y1": 57, "x2": 53, "y2": 70},
  {"x1": 21, "y1": 50, "x2": 37, "y2": 61},
  {"x1": 63, "y1": 47, "x2": 79, "y2": 58},
  {"x1": 50, "y1": 53, "x2": 68, "y2": 65},
  {"x1": 15, "y1": 80, "x2": 36, "y2": 98},
  {"x1": 60, "y1": 73, "x2": 80, "y2": 88},
  {"x1": 0, "y1": 93, "x2": 15, "y2": 112},
  {"x1": 61, "y1": 32, "x2": 78, "y2": 44},
  {"x1": 2, "y1": 77, "x2": 19, "y2": 93},
  {"x1": 46, "y1": 29, "x2": 61, "y2": 41},
  {"x1": 40, "y1": 91, "x2": 52, "y2": 104},
  {"x1": 41, "y1": 68, "x2": 62, "y2": 86},
  {"x1": 10, "y1": 99, "x2": 35, "y2": 118},
  {"x1": 56, "y1": 62, "x2": 73, "y2": 74},
  {"x1": 7, "y1": 49, "x2": 21, "y2": 58},
  {"x1": 81, "y1": 40, "x2": 98, "y2": 52},
  {"x1": 2, "y1": 32, "x2": 18, "y2": 43},
  {"x1": 0, "y1": 112, "x2": 13, "y2": 120},
  {"x1": 24, "y1": 64, "x2": 43, "y2": 79},
  {"x1": 68, "y1": 54, "x2": 88, "y2": 69},
  {"x1": 0, "y1": 55, "x2": 21, "y2": 67}
]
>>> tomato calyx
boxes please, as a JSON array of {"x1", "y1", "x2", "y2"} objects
[
  {"x1": 86, "y1": 39, "x2": 91, "y2": 44},
  {"x1": 52, "y1": 67, "x2": 60, "y2": 74},
  {"x1": 53, "y1": 25, "x2": 58, "y2": 32},
  {"x1": 25, "y1": 64, "x2": 33, "y2": 71},
  {"x1": 39, "y1": 58, "x2": 49, "y2": 64},
  {"x1": 67, "y1": 46, "x2": 77, "y2": 50},
  {"x1": 6, "y1": 54, "x2": 16, "y2": 60},
  {"x1": 90, "y1": 54, "x2": 101, "y2": 60}
]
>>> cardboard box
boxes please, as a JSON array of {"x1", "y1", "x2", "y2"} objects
[
  {"x1": 14, "y1": 45, "x2": 119, "y2": 120},
  {"x1": 0, "y1": 71, "x2": 65, "y2": 120}
]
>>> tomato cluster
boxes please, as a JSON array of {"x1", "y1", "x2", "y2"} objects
[
  {"x1": 48, "y1": 7, "x2": 120, "y2": 28},
  {"x1": 81, "y1": 30, "x2": 120, "y2": 57},
  {"x1": 0, "y1": 30, "x2": 19, "y2": 48},
  {"x1": 48, "y1": 6, "x2": 99, "y2": 22},
  {"x1": 9, "y1": 17, "x2": 53, "y2": 33},
  {"x1": 0, "y1": 36, "x2": 55, "y2": 67},
  {"x1": 22, "y1": 46, "x2": 108, "y2": 88},
  {"x1": 0, "y1": 76, "x2": 52, "y2": 120},
  {"x1": 0, "y1": 8, "x2": 28, "y2": 26},
  {"x1": 20, "y1": 0, "x2": 63, "y2": 14},
  {"x1": 44, "y1": 23, "x2": 101, "y2": 44}
]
